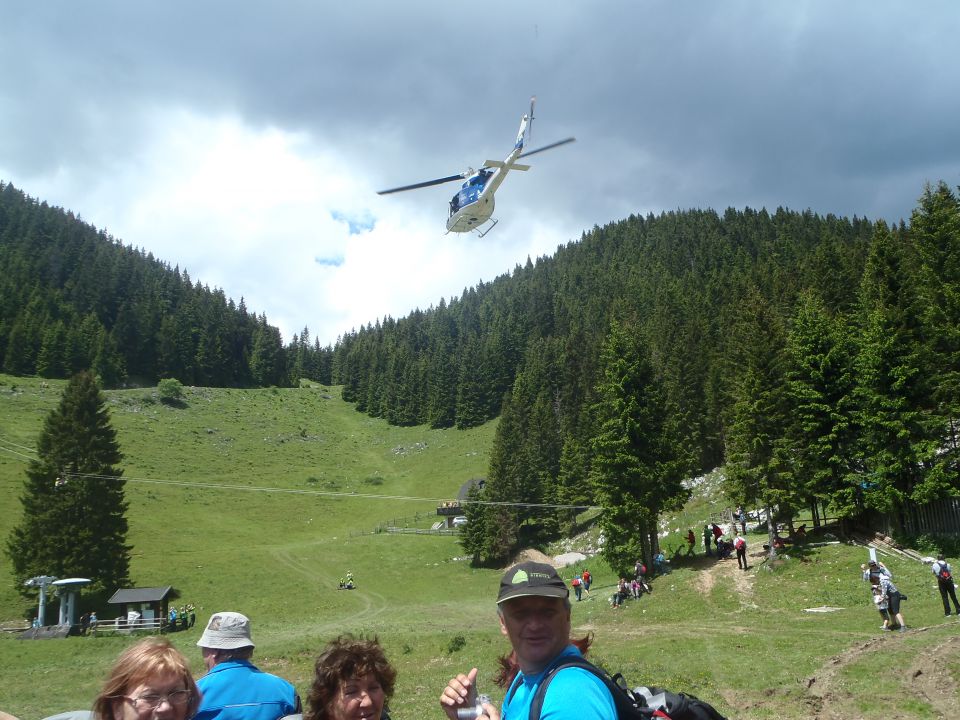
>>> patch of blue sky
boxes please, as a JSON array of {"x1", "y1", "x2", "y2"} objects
[{"x1": 331, "y1": 210, "x2": 375, "y2": 235}]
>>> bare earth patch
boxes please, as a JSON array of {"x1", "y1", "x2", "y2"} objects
[{"x1": 695, "y1": 547, "x2": 760, "y2": 607}]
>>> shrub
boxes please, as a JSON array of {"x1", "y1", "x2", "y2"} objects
[
  {"x1": 157, "y1": 378, "x2": 184, "y2": 405},
  {"x1": 446, "y1": 633, "x2": 466, "y2": 654}
]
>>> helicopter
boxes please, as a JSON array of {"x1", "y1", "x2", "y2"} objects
[{"x1": 377, "y1": 97, "x2": 575, "y2": 237}]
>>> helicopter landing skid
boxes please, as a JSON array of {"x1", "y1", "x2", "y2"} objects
[{"x1": 475, "y1": 218, "x2": 499, "y2": 238}]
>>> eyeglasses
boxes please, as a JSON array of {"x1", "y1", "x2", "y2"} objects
[{"x1": 124, "y1": 689, "x2": 192, "y2": 709}]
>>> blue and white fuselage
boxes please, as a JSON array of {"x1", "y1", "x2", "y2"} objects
[
  {"x1": 446, "y1": 113, "x2": 531, "y2": 235},
  {"x1": 376, "y1": 96, "x2": 573, "y2": 236}
]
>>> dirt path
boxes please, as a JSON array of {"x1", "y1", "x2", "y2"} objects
[
  {"x1": 694, "y1": 547, "x2": 761, "y2": 608},
  {"x1": 802, "y1": 625, "x2": 960, "y2": 720},
  {"x1": 268, "y1": 545, "x2": 389, "y2": 632}
]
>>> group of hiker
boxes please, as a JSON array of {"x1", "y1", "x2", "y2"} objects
[
  {"x1": 168, "y1": 603, "x2": 197, "y2": 631},
  {"x1": 864, "y1": 554, "x2": 960, "y2": 632},
  {"x1": 77, "y1": 611, "x2": 99, "y2": 635},
  {"x1": 610, "y1": 568, "x2": 654, "y2": 608},
  {"x1": 699, "y1": 523, "x2": 749, "y2": 569}
]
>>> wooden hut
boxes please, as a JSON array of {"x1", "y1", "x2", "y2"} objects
[{"x1": 107, "y1": 586, "x2": 174, "y2": 631}]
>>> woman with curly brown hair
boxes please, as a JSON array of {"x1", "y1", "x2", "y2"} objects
[
  {"x1": 92, "y1": 637, "x2": 201, "y2": 720},
  {"x1": 306, "y1": 635, "x2": 397, "y2": 720}
]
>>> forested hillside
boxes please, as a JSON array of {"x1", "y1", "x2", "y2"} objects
[
  {"x1": 4, "y1": 177, "x2": 958, "y2": 570},
  {"x1": 331, "y1": 183, "x2": 960, "y2": 566},
  {"x1": 333, "y1": 204, "x2": 876, "y2": 445},
  {"x1": 0, "y1": 182, "x2": 332, "y2": 387}
]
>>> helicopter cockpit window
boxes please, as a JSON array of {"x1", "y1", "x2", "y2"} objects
[{"x1": 455, "y1": 185, "x2": 480, "y2": 211}]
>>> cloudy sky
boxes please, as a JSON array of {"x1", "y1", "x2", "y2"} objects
[{"x1": 2, "y1": 2, "x2": 958, "y2": 345}]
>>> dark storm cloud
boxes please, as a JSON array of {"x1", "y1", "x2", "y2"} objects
[
  {"x1": 1, "y1": 1, "x2": 958, "y2": 343},
  {"x1": 5, "y1": 1, "x2": 955, "y2": 224}
]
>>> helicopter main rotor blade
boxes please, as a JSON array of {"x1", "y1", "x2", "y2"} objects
[
  {"x1": 377, "y1": 174, "x2": 465, "y2": 195},
  {"x1": 517, "y1": 136, "x2": 576, "y2": 159}
]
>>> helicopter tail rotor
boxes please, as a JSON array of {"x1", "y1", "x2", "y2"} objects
[{"x1": 527, "y1": 95, "x2": 536, "y2": 146}]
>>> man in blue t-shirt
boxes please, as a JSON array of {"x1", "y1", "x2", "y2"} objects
[
  {"x1": 194, "y1": 611, "x2": 301, "y2": 720},
  {"x1": 440, "y1": 561, "x2": 617, "y2": 720}
]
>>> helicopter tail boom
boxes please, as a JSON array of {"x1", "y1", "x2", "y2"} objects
[{"x1": 484, "y1": 160, "x2": 530, "y2": 171}]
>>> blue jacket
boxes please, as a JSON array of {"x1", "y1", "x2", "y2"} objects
[{"x1": 195, "y1": 659, "x2": 300, "y2": 720}]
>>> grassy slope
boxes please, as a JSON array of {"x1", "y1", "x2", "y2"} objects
[{"x1": 1, "y1": 374, "x2": 958, "y2": 719}]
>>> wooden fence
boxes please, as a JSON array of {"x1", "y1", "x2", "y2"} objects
[{"x1": 864, "y1": 496, "x2": 960, "y2": 537}]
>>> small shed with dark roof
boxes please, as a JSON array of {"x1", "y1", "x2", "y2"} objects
[{"x1": 107, "y1": 586, "x2": 176, "y2": 628}]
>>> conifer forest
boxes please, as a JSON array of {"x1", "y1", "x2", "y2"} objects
[{"x1": 3, "y1": 180, "x2": 959, "y2": 571}]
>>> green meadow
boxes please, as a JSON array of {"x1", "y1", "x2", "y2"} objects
[{"x1": 1, "y1": 374, "x2": 958, "y2": 720}]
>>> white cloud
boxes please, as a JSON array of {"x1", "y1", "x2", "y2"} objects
[{"x1": 2, "y1": 107, "x2": 573, "y2": 345}]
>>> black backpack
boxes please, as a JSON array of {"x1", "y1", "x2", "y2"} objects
[
  {"x1": 939, "y1": 563, "x2": 952, "y2": 581},
  {"x1": 508, "y1": 655, "x2": 727, "y2": 720}
]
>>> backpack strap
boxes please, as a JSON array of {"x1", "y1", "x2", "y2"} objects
[{"x1": 520, "y1": 655, "x2": 661, "y2": 720}]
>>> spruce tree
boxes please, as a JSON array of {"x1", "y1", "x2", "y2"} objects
[
  {"x1": 854, "y1": 222, "x2": 941, "y2": 513},
  {"x1": 590, "y1": 320, "x2": 685, "y2": 575},
  {"x1": 910, "y1": 182, "x2": 960, "y2": 493},
  {"x1": 724, "y1": 289, "x2": 793, "y2": 553},
  {"x1": 6, "y1": 371, "x2": 130, "y2": 596},
  {"x1": 458, "y1": 482, "x2": 490, "y2": 565},
  {"x1": 782, "y1": 291, "x2": 858, "y2": 522}
]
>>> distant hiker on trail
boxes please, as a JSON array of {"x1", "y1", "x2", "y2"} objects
[
  {"x1": 712, "y1": 523, "x2": 723, "y2": 543},
  {"x1": 733, "y1": 531, "x2": 748, "y2": 570},
  {"x1": 581, "y1": 569, "x2": 591, "y2": 594},
  {"x1": 571, "y1": 574, "x2": 583, "y2": 602},
  {"x1": 704, "y1": 524, "x2": 713, "y2": 556},
  {"x1": 686, "y1": 528, "x2": 696, "y2": 556},
  {"x1": 932, "y1": 554, "x2": 960, "y2": 617},
  {"x1": 634, "y1": 560, "x2": 647, "y2": 580},
  {"x1": 735, "y1": 505, "x2": 747, "y2": 534}
]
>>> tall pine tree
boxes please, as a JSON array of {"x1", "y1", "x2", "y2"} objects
[
  {"x1": 724, "y1": 289, "x2": 793, "y2": 553},
  {"x1": 590, "y1": 320, "x2": 686, "y2": 575},
  {"x1": 7, "y1": 371, "x2": 131, "y2": 596}
]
